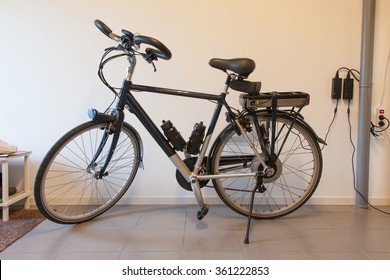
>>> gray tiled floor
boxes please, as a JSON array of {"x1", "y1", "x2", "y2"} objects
[{"x1": 1, "y1": 204, "x2": 390, "y2": 260}]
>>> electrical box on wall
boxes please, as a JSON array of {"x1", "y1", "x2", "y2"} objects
[{"x1": 376, "y1": 107, "x2": 385, "y2": 140}]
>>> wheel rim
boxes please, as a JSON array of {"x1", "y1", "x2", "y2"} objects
[
  {"x1": 39, "y1": 123, "x2": 139, "y2": 222},
  {"x1": 212, "y1": 115, "x2": 322, "y2": 218}
]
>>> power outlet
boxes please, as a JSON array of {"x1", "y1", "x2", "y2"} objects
[{"x1": 376, "y1": 107, "x2": 385, "y2": 140}]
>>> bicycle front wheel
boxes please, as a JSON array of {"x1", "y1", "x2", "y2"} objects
[
  {"x1": 210, "y1": 113, "x2": 322, "y2": 219},
  {"x1": 35, "y1": 121, "x2": 141, "y2": 224}
]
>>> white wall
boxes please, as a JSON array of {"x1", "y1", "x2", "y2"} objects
[{"x1": 1, "y1": 0, "x2": 389, "y2": 205}]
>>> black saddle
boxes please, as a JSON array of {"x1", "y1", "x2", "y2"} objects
[{"x1": 209, "y1": 58, "x2": 256, "y2": 78}]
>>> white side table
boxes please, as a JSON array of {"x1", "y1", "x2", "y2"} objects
[{"x1": 0, "y1": 151, "x2": 31, "y2": 221}]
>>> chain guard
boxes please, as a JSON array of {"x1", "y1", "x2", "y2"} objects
[{"x1": 175, "y1": 157, "x2": 209, "y2": 191}]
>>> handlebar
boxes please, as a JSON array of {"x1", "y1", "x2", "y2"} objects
[{"x1": 94, "y1": 19, "x2": 172, "y2": 61}]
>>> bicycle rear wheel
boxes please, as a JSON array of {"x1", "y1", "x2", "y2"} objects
[
  {"x1": 35, "y1": 121, "x2": 141, "y2": 224},
  {"x1": 210, "y1": 112, "x2": 322, "y2": 219}
]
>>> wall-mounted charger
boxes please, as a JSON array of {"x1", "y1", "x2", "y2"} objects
[
  {"x1": 343, "y1": 75, "x2": 354, "y2": 100},
  {"x1": 331, "y1": 76, "x2": 342, "y2": 99}
]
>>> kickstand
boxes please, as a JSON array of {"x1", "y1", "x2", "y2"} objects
[{"x1": 244, "y1": 176, "x2": 264, "y2": 244}]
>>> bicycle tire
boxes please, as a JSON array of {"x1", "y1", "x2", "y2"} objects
[
  {"x1": 210, "y1": 112, "x2": 322, "y2": 219},
  {"x1": 34, "y1": 121, "x2": 141, "y2": 224}
]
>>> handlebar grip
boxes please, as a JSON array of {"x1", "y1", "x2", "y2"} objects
[
  {"x1": 134, "y1": 35, "x2": 172, "y2": 60},
  {"x1": 94, "y1": 19, "x2": 112, "y2": 38}
]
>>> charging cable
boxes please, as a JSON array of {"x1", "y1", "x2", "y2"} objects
[{"x1": 346, "y1": 100, "x2": 390, "y2": 215}]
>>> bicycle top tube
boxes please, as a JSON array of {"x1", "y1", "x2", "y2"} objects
[{"x1": 129, "y1": 83, "x2": 222, "y2": 102}]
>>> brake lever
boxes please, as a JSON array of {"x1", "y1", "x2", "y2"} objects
[
  {"x1": 142, "y1": 54, "x2": 157, "y2": 72},
  {"x1": 151, "y1": 61, "x2": 157, "y2": 72},
  {"x1": 142, "y1": 48, "x2": 158, "y2": 72}
]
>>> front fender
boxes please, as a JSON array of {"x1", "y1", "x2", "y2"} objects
[{"x1": 122, "y1": 122, "x2": 144, "y2": 169}]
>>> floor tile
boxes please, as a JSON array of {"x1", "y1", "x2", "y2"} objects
[
  {"x1": 365, "y1": 252, "x2": 390, "y2": 260},
  {"x1": 304, "y1": 251, "x2": 370, "y2": 260},
  {"x1": 3, "y1": 221, "x2": 76, "y2": 253},
  {"x1": 0, "y1": 251, "x2": 59, "y2": 260},
  {"x1": 244, "y1": 251, "x2": 309, "y2": 260},
  {"x1": 119, "y1": 251, "x2": 182, "y2": 260},
  {"x1": 72, "y1": 206, "x2": 142, "y2": 230},
  {"x1": 340, "y1": 229, "x2": 390, "y2": 253},
  {"x1": 328, "y1": 212, "x2": 390, "y2": 230},
  {"x1": 291, "y1": 228, "x2": 362, "y2": 253},
  {"x1": 61, "y1": 228, "x2": 132, "y2": 252},
  {"x1": 180, "y1": 250, "x2": 245, "y2": 260},
  {"x1": 123, "y1": 228, "x2": 184, "y2": 252},
  {"x1": 183, "y1": 227, "x2": 241, "y2": 252},
  {"x1": 135, "y1": 205, "x2": 187, "y2": 230},
  {"x1": 56, "y1": 251, "x2": 121, "y2": 260},
  {"x1": 281, "y1": 214, "x2": 334, "y2": 229}
]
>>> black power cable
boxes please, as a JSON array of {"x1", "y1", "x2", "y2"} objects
[
  {"x1": 347, "y1": 100, "x2": 390, "y2": 215},
  {"x1": 321, "y1": 99, "x2": 339, "y2": 150}
]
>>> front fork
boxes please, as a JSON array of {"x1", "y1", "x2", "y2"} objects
[{"x1": 87, "y1": 108, "x2": 125, "y2": 179}]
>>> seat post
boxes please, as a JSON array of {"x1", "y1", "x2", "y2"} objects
[
  {"x1": 222, "y1": 74, "x2": 232, "y2": 94},
  {"x1": 225, "y1": 74, "x2": 232, "y2": 85}
]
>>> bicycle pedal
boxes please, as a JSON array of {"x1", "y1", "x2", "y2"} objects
[{"x1": 196, "y1": 204, "x2": 209, "y2": 220}]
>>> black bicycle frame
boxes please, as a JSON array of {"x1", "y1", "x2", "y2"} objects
[
  {"x1": 121, "y1": 80, "x2": 228, "y2": 159},
  {"x1": 108, "y1": 78, "x2": 239, "y2": 216}
]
